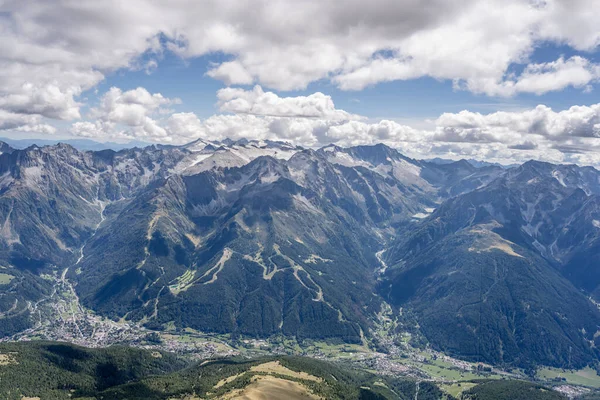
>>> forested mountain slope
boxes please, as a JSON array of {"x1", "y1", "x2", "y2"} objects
[{"x1": 0, "y1": 139, "x2": 598, "y2": 369}]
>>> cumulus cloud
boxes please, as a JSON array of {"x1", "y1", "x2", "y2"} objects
[
  {"x1": 14, "y1": 123, "x2": 57, "y2": 135},
  {"x1": 70, "y1": 121, "x2": 108, "y2": 139},
  {"x1": 165, "y1": 112, "x2": 206, "y2": 139},
  {"x1": 426, "y1": 104, "x2": 600, "y2": 164},
  {"x1": 0, "y1": 82, "x2": 82, "y2": 120},
  {"x1": 0, "y1": 109, "x2": 59, "y2": 134},
  {"x1": 509, "y1": 141, "x2": 538, "y2": 150},
  {"x1": 216, "y1": 86, "x2": 362, "y2": 120},
  {"x1": 464, "y1": 56, "x2": 600, "y2": 96},
  {"x1": 1, "y1": 0, "x2": 600, "y2": 130},
  {"x1": 206, "y1": 61, "x2": 254, "y2": 86},
  {"x1": 79, "y1": 87, "x2": 180, "y2": 141},
  {"x1": 435, "y1": 104, "x2": 600, "y2": 140},
  {"x1": 60, "y1": 83, "x2": 600, "y2": 166}
]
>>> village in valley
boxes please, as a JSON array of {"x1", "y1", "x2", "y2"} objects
[{"x1": 2, "y1": 267, "x2": 596, "y2": 399}]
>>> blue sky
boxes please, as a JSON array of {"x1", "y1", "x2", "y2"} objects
[{"x1": 1, "y1": 0, "x2": 600, "y2": 165}]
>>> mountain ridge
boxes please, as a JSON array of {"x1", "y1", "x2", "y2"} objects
[{"x1": 0, "y1": 138, "x2": 598, "y2": 369}]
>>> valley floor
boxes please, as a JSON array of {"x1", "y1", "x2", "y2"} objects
[{"x1": 2, "y1": 268, "x2": 599, "y2": 399}]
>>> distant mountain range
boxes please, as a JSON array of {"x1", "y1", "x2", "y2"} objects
[
  {"x1": 0, "y1": 138, "x2": 598, "y2": 369},
  {"x1": 426, "y1": 157, "x2": 519, "y2": 169},
  {"x1": 0, "y1": 136, "x2": 151, "y2": 151}
]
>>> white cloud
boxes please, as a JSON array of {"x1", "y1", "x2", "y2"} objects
[
  {"x1": 464, "y1": 56, "x2": 600, "y2": 96},
  {"x1": 333, "y1": 57, "x2": 420, "y2": 91},
  {"x1": 14, "y1": 123, "x2": 57, "y2": 135},
  {"x1": 216, "y1": 85, "x2": 362, "y2": 120},
  {"x1": 68, "y1": 87, "x2": 181, "y2": 141},
  {"x1": 331, "y1": 2, "x2": 600, "y2": 95},
  {"x1": 206, "y1": 61, "x2": 254, "y2": 86},
  {"x1": 166, "y1": 112, "x2": 206, "y2": 139},
  {"x1": 1, "y1": 0, "x2": 599, "y2": 129},
  {"x1": 435, "y1": 104, "x2": 600, "y2": 140},
  {"x1": 536, "y1": 0, "x2": 600, "y2": 50},
  {"x1": 513, "y1": 56, "x2": 598, "y2": 95},
  {"x1": 0, "y1": 109, "x2": 54, "y2": 132},
  {"x1": 64, "y1": 85, "x2": 600, "y2": 166},
  {"x1": 88, "y1": 87, "x2": 178, "y2": 140},
  {"x1": 427, "y1": 104, "x2": 600, "y2": 164},
  {"x1": 70, "y1": 121, "x2": 108, "y2": 139},
  {"x1": 0, "y1": 1, "x2": 149, "y2": 122},
  {"x1": 0, "y1": 82, "x2": 82, "y2": 120}
]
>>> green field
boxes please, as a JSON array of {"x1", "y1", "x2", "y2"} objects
[
  {"x1": 390, "y1": 348, "x2": 503, "y2": 382},
  {"x1": 440, "y1": 382, "x2": 478, "y2": 397},
  {"x1": 168, "y1": 269, "x2": 196, "y2": 295},
  {"x1": 538, "y1": 366, "x2": 600, "y2": 388},
  {"x1": 161, "y1": 331, "x2": 236, "y2": 353},
  {"x1": 305, "y1": 341, "x2": 369, "y2": 356},
  {"x1": 0, "y1": 273, "x2": 14, "y2": 284}
]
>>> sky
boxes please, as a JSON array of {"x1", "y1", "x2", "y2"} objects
[{"x1": 0, "y1": 0, "x2": 600, "y2": 166}]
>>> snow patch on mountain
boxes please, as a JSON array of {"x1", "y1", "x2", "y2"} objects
[
  {"x1": 552, "y1": 170, "x2": 567, "y2": 187},
  {"x1": 391, "y1": 160, "x2": 426, "y2": 187},
  {"x1": 412, "y1": 212, "x2": 429, "y2": 219},
  {"x1": 259, "y1": 172, "x2": 280, "y2": 184},
  {"x1": 320, "y1": 144, "x2": 339, "y2": 153},
  {"x1": 177, "y1": 140, "x2": 299, "y2": 175},
  {"x1": 229, "y1": 143, "x2": 298, "y2": 163},
  {"x1": 188, "y1": 153, "x2": 214, "y2": 167},
  {"x1": 332, "y1": 152, "x2": 369, "y2": 168},
  {"x1": 23, "y1": 166, "x2": 44, "y2": 186},
  {"x1": 184, "y1": 151, "x2": 247, "y2": 174},
  {"x1": 183, "y1": 139, "x2": 219, "y2": 152},
  {"x1": 0, "y1": 172, "x2": 14, "y2": 189},
  {"x1": 320, "y1": 145, "x2": 431, "y2": 191}
]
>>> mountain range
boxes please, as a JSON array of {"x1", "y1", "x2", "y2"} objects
[
  {"x1": 0, "y1": 136, "x2": 151, "y2": 151},
  {"x1": 0, "y1": 138, "x2": 598, "y2": 369}
]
